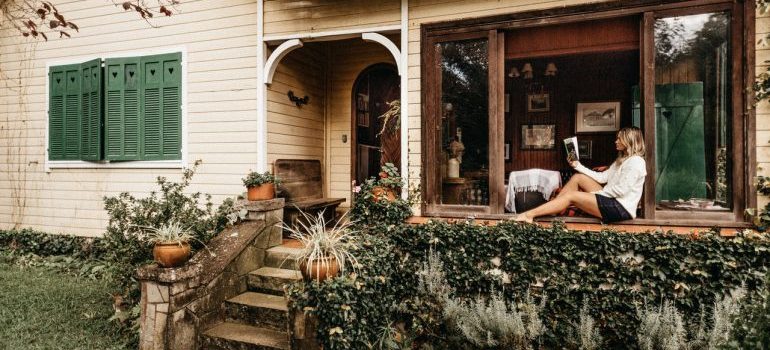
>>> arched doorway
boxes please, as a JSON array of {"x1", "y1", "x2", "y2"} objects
[{"x1": 351, "y1": 63, "x2": 400, "y2": 185}]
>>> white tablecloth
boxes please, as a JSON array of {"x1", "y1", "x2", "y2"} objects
[{"x1": 505, "y1": 169, "x2": 562, "y2": 213}]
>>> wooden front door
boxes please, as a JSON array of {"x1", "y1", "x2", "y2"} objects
[{"x1": 352, "y1": 64, "x2": 400, "y2": 185}]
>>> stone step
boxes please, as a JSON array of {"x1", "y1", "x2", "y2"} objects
[
  {"x1": 224, "y1": 292, "x2": 289, "y2": 331},
  {"x1": 248, "y1": 267, "x2": 302, "y2": 295},
  {"x1": 264, "y1": 246, "x2": 302, "y2": 269},
  {"x1": 201, "y1": 322, "x2": 289, "y2": 350}
]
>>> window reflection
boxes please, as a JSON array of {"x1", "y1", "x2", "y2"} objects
[
  {"x1": 438, "y1": 39, "x2": 489, "y2": 205},
  {"x1": 654, "y1": 13, "x2": 731, "y2": 211}
]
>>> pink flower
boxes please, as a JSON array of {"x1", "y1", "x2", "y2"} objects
[{"x1": 353, "y1": 186, "x2": 362, "y2": 193}]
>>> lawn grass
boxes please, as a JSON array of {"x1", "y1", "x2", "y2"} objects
[{"x1": 0, "y1": 262, "x2": 130, "y2": 350}]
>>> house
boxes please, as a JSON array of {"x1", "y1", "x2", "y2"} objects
[{"x1": 0, "y1": 0, "x2": 766, "y2": 236}]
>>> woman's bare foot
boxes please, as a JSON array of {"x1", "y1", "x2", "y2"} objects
[{"x1": 513, "y1": 213, "x2": 533, "y2": 223}]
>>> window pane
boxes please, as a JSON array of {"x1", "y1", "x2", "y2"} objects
[
  {"x1": 654, "y1": 13, "x2": 731, "y2": 211},
  {"x1": 438, "y1": 39, "x2": 489, "y2": 205}
]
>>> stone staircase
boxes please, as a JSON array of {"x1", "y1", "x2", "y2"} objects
[{"x1": 200, "y1": 245, "x2": 303, "y2": 350}]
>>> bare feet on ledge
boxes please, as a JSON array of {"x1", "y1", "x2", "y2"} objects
[{"x1": 513, "y1": 213, "x2": 534, "y2": 223}]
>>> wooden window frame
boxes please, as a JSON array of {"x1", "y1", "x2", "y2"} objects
[
  {"x1": 420, "y1": 0, "x2": 755, "y2": 226},
  {"x1": 422, "y1": 30, "x2": 505, "y2": 216}
]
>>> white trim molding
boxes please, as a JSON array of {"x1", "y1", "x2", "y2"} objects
[
  {"x1": 263, "y1": 25, "x2": 401, "y2": 44},
  {"x1": 257, "y1": 0, "x2": 267, "y2": 172},
  {"x1": 399, "y1": 0, "x2": 409, "y2": 199},
  {"x1": 263, "y1": 39, "x2": 304, "y2": 85},
  {"x1": 362, "y1": 32, "x2": 403, "y2": 76}
]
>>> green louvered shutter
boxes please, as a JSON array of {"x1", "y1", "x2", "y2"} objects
[
  {"x1": 80, "y1": 58, "x2": 102, "y2": 160},
  {"x1": 49, "y1": 66, "x2": 67, "y2": 160},
  {"x1": 104, "y1": 57, "x2": 141, "y2": 160},
  {"x1": 141, "y1": 53, "x2": 181, "y2": 160},
  {"x1": 48, "y1": 64, "x2": 82, "y2": 160}
]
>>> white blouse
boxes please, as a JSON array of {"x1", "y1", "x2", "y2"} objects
[{"x1": 574, "y1": 155, "x2": 647, "y2": 218}]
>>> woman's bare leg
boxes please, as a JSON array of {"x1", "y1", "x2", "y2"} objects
[
  {"x1": 557, "y1": 174, "x2": 603, "y2": 198},
  {"x1": 516, "y1": 191, "x2": 601, "y2": 223}
]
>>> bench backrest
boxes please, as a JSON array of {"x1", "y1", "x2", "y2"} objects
[{"x1": 274, "y1": 159, "x2": 323, "y2": 203}]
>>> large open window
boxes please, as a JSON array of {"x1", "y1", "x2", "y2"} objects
[{"x1": 421, "y1": 1, "x2": 753, "y2": 225}]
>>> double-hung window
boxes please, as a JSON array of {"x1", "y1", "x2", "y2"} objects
[{"x1": 48, "y1": 52, "x2": 182, "y2": 162}]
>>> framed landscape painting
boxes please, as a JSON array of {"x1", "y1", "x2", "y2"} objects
[{"x1": 576, "y1": 102, "x2": 620, "y2": 133}]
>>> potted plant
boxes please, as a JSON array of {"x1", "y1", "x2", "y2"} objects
[
  {"x1": 284, "y1": 211, "x2": 358, "y2": 282},
  {"x1": 146, "y1": 221, "x2": 194, "y2": 268},
  {"x1": 372, "y1": 163, "x2": 401, "y2": 202},
  {"x1": 242, "y1": 171, "x2": 280, "y2": 201}
]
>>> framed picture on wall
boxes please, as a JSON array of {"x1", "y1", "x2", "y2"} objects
[
  {"x1": 578, "y1": 140, "x2": 593, "y2": 160},
  {"x1": 575, "y1": 101, "x2": 620, "y2": 133},
  {"x1": 527, "y1": 93, "x2": 550, "y2": 112},
  {"x1": 521, "y1": 124, "x2": 556, "y2": 150}
]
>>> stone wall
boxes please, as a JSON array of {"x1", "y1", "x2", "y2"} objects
[{"x1": 136, "y1": 199, "x2": 284, "y2": 350}]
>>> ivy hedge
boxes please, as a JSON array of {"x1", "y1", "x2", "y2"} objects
[
  {"x1": 0, "y1": 228, "x2": 104, "y2": 259},
  {"x1": 288, "y1": 221, "x2": 770, "y2": 349}
]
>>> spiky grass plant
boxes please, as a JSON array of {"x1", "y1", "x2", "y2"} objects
[
  {"x1": 284, "y1": 211, "x2": 359, "y2": 278},
  {"x1": 144, "y1": 221, "x2": 194, "y2": 245}
]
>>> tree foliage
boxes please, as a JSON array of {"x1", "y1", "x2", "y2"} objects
[{"x1": 1, "y1": 0, "x2": 181, "y2": 40}]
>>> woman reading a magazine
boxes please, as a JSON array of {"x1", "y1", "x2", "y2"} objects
[{"x1": 514, "y1": 127, "x2": 646, "y2": 223}]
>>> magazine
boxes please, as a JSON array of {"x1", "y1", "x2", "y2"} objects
[{"x1": 563, "y1": 136, "x2": 579, "y2": 162}]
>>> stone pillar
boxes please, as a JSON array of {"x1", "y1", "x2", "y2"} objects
[{"x1": 244, "y1": 198, "x2": 284, "y2": 247}]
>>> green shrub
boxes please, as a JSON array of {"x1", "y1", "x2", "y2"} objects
[
  {"x1": 349, "y1": 165, "x2": 415, "y2": 233},
  {"x1": 288, "y1": 221, "x2": 770, "y2": 349},
  {"x1": 724, "y1": 275, "x2": 770, "y2": 349},
  {"x1": 101, "y1": 161, "x2": 234, "y2": 300},
  {"x1": 0, "y1": 228, "x2": 104, "y2": 259}
]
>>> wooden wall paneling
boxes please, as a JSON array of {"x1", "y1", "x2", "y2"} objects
[
  {"x1": 504, "y1": 52, "x2": 639, "y2": 174},
  {"x1": 505, "y1": 16, "x2": 640, "y2": 59}
]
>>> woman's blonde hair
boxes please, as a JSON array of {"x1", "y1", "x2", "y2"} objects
[{"x1": 616, "y1": 127, "x2": 645, "y2": 164}]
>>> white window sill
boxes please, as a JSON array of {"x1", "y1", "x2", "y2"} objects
[{"x1": 46, "y1": 160, "x2": 184, "y2": 171}]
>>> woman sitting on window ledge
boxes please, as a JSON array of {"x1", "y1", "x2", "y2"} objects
[{"x1": 514, "y1": 127, "x2": 647, "y2": 224}]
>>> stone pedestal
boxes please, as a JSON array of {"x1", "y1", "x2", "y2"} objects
[{"x1": 136, "y1": 199, "x2": 284, "y2": 350}]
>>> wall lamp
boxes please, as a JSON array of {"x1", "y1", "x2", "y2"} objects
[{"x1": 287, "y1": 90, "x2": 309, "y2": 107}]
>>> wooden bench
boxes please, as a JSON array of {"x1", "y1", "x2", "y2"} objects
[{"x1": 274, "y1": 159, "x2": 346, "y2": 230}]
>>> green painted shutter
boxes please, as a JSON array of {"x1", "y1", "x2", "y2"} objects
[
  {"x1": 104, "y1": 57, "x2": 141, "y2": 160},
  {"x1": 141, "y1": 53, "x2": 181, "y2": 160},
  {"x1": 49, "y1": 66, "x2": 67, "y2": 160},
  {"x1": 48, "y1": 64, "x2": 82, "y2": 160},
  {"x1": 80, "y1": 58, "x2": 102, "y2": 160}
]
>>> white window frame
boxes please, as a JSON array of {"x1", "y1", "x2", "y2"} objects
[{"x1": 44, "y1": 46, "x2": 188, "y2": 172}]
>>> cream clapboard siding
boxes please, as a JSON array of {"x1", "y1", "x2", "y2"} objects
[
  {"x1": 266, "y1": 42, "x2": 327, "y2": 178},
  {"x1": 326, "y1": 39, "x2": 397, "y2": 206},
  {"x1": 757, "y1": 11, "x2": 770, "y2": 209},
  {"x1": 0, "y1": 0, "x2": 261, "y2": 236},
  {"x1": 264, "y1": 0, "x2": 401, "y2": 37}
]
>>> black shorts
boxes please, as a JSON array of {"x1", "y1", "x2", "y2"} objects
[{"x1": 595, "y1": 194, "x2": 632, "y2": 223}]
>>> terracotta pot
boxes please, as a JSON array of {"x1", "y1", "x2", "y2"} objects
[
  {"x1": 247, "y1": 183, "x2": 275, "y2": 201},
  {"x1": 371, "y1": 186, "x2": 396, "y2": 202},
  {"x1": 153, "y1": 242, "x2": 191, "y2": 268},
  {"x1": 299, "y1": 256, "x2": 340, "y2": 282}
]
